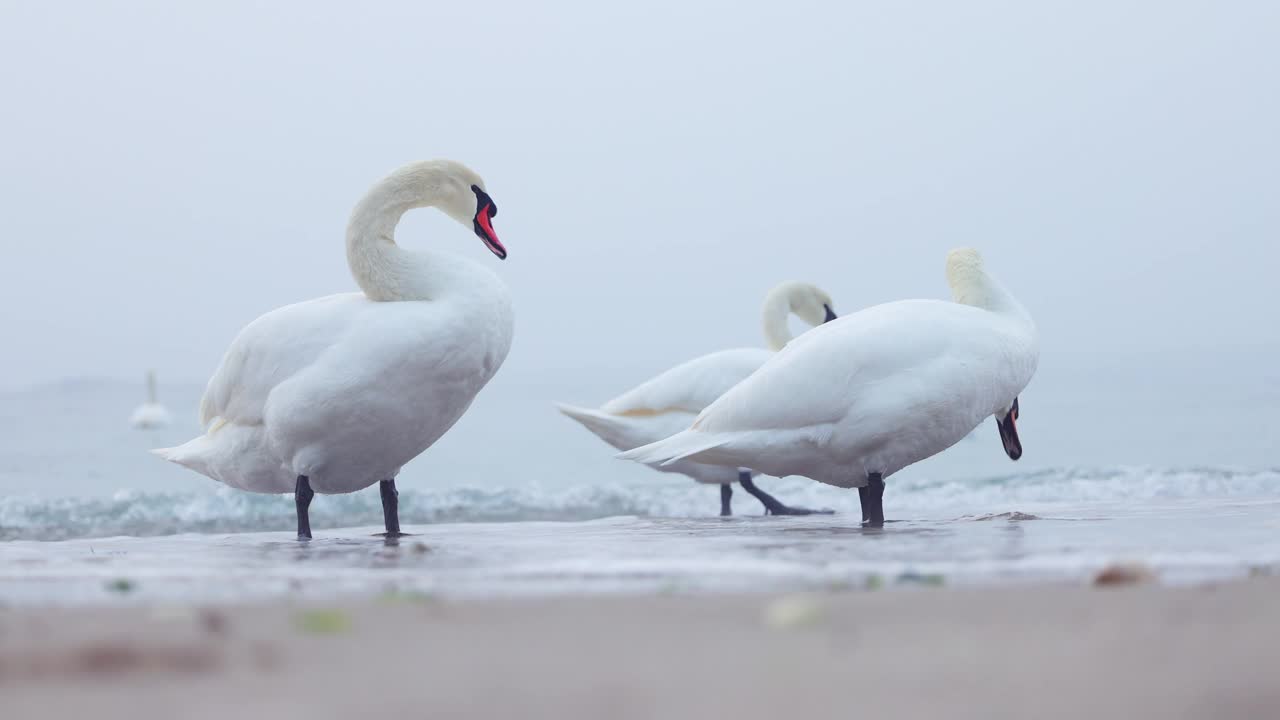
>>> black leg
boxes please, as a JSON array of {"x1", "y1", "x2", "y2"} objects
[
  {"x1": 862, "y1": 472, "x2": 885, "y2": 528},
  {"x1": 719, "y1": 483, "x2": 733, "y2": 516},
  {"x1": 858, "y1": 486, "x2": 870, "y2": 523},
  {"x1": 739, "y1": 471, "x2": 833, "y2": 516},
  {"x1": 295, "y1": 475, "x2": 314, "y2": 540},
  {"x1": 380, "y1": 479, "x2": 401, "y2": 536}
]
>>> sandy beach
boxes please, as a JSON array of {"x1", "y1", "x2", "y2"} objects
[{"x1": 4, "y1": 579, "x2": 1278, "y2": 720}]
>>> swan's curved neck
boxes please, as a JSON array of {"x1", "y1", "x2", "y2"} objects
[
  {"x1": 345, "y1": 169, "x2": 455, "y2": 302},
  {"x1": 761, "y1": 288, "x2": 796, "y2": 352},
  {"x1": 950, "y1": 268, "x2": 1034, "y2": 330}
]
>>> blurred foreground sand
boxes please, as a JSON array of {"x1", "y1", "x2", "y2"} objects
[{"x1": 3, "y1": 580, "x2": 1278, "y2": 719}]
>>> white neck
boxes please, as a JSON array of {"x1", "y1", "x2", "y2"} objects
[
  {"x1": 760, "y1": 284, "x2": 811, "y2": 351},
  {"x1": 345, "y1": 164, "x2": 464, "y2": 302},
  {"x1": 948, "y1": 264, "x2": 1035, "y2": 331},
  {"x1": 145, "y1": 371, "x2": 157, "y2": 404}
]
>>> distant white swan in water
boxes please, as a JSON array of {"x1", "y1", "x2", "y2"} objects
[
  {"x1": 154, "y1": 160, "x2": 514, "y2": 539},
  {"x1": 621, "y1": 249, "x2": 1039, "y2": 526},
  {"x1": 129, "y1": 370, "x2": 171, "y2": 430},
  {"x1": 559, "y1": 282, "x2": 838, "y2": 516}
]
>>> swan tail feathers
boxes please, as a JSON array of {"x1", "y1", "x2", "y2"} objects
[
  {"x1": 556, "y1": 404, "x2": 654, "y2": 451},
  {"x1": 152, "y1": 420, "x2": 292, "y2": 493},
  {"x1": 151, "y1": 416, "x2": 236, "y2": 480},
  {"x1": 151, "y1": 436, "x2": 216, "y2": 478},
  {"x1": 617, "y1": 431, "x2": 731, "y2": 467}
]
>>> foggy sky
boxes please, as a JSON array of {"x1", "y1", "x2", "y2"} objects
[{"x1": 2, "y1": 2, "x2": 1279, "y2": 490}]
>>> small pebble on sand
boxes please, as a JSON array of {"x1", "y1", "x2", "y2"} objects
[
  {"x1": 1093, "y1": 563, "x2": 1156, "y2": 587},
  {"x1": 295, "y1": 609, "x2": 351, "y2": 634},
  {"x1": 763, "y1": 595, "x2": 827, "y2": 629}
]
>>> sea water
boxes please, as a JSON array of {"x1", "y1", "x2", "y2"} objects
[
  {"x1": 2, "y1": 471, "x2": 1278, "y2": 605},
  {"x1": 2, "y1": 380, "x2": 1278, "y2": 604}
]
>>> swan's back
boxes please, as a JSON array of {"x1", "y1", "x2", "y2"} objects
[
  {"x1": 199, "y1": 294, "x2": 361, "y2": 429},
  {"x1": 600, "y1": 348, "x2": 772, "y2": 417},
  {"x1": 696, "y1": 299, "x2": 1035, "y2": 435},
  {"x1": 130, "y1": 403, "x2": 171, "y2": 429}
]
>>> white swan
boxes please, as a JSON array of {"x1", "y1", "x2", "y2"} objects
[
  {"x1": 620, "y1": 249, "x2": 1038, "y2": 526},
  {"x1": 559, "y1": 282, "x2": 838, "y2": 516},
  {"x1": 154, "y1": 160, "x2": 513, "y2": 539},
  {"x1": 129, "y1": 370, "x2": 171, "y2": 430}
]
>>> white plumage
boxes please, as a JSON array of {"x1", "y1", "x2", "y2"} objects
[
  {"x1": 560, "y1": 282, "x2": 837, "y2": 514},
  {"x1": 155, "y1": 160, "x2": 513, "y2": 505},
  {"x1": 129, "y1": 370, "x2": 171, "y2": 430},
  {"x1": 560, "y1": 348, "x2": 770, "y2": 486},
  {"x1": 620, "y1": 249, "x2": 1038, "y2": 521}
]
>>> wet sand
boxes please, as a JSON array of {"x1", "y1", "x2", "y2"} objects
[{"x1": 3, "y1": 579, "x2": 1278, "y2": 720}]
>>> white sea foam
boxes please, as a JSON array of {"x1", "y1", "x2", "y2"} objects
[{"x1": 1, "y1": 466, "x2": 1276, "y2": 541}]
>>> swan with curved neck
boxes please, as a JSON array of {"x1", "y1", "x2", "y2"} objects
[
  {"x1": 761, "y1": 280, "x2": 839, "y2": 351},
  {"x1": 346, "y1": 160, "x2": 506, "y2": 302},
  {"x1": 155, "y1": 160, "x2": 513, "y2": 539},
  {"x1": 620, "y1": 249, "x2": 1039, "y2": 526},
  {"x1": 558, "y1": 281, "x2": 838, "y2": 516},
  {"x1": 129, "y1": 370, "x2": 171, "y2": 430}
]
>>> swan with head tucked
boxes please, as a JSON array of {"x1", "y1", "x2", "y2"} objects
[
  {"x1": 129, "y1": 370, "x2": 171, "y2": 430},
  {"x1": 620, "y1": 249, "x2": 1038, "y2": 526},
  {"x1": 558, "y1": 282, "x2": 838, "y2": 516},
  {"x1": 154, "y1": 160, "x2": 513, "y2": 539}
]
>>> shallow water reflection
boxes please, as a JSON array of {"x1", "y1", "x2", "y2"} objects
[{"x1": 1, "y1": 498, "x2": 1278, "y2": 605}]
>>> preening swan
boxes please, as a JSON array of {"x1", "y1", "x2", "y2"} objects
[
  {"x1": 154, "y1": 160, "x2": 513, "y2": 539},
  {"x1": 129, "y1": 370, "x2": 171, "y2": 430},
  {"x1": 559, "y1": 282, "x2": 838, "y2": 516},
  {"x1": 620, "y1": 249, "x2": 1038, "y2": 526}
]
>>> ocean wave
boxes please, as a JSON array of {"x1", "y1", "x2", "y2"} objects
[
  {"x1": 890, "y1": 465, "x2": 1280, "y2": 509},
  {"x1": 2, "y1": 466, "x2": 1277, "y2": 541}
]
